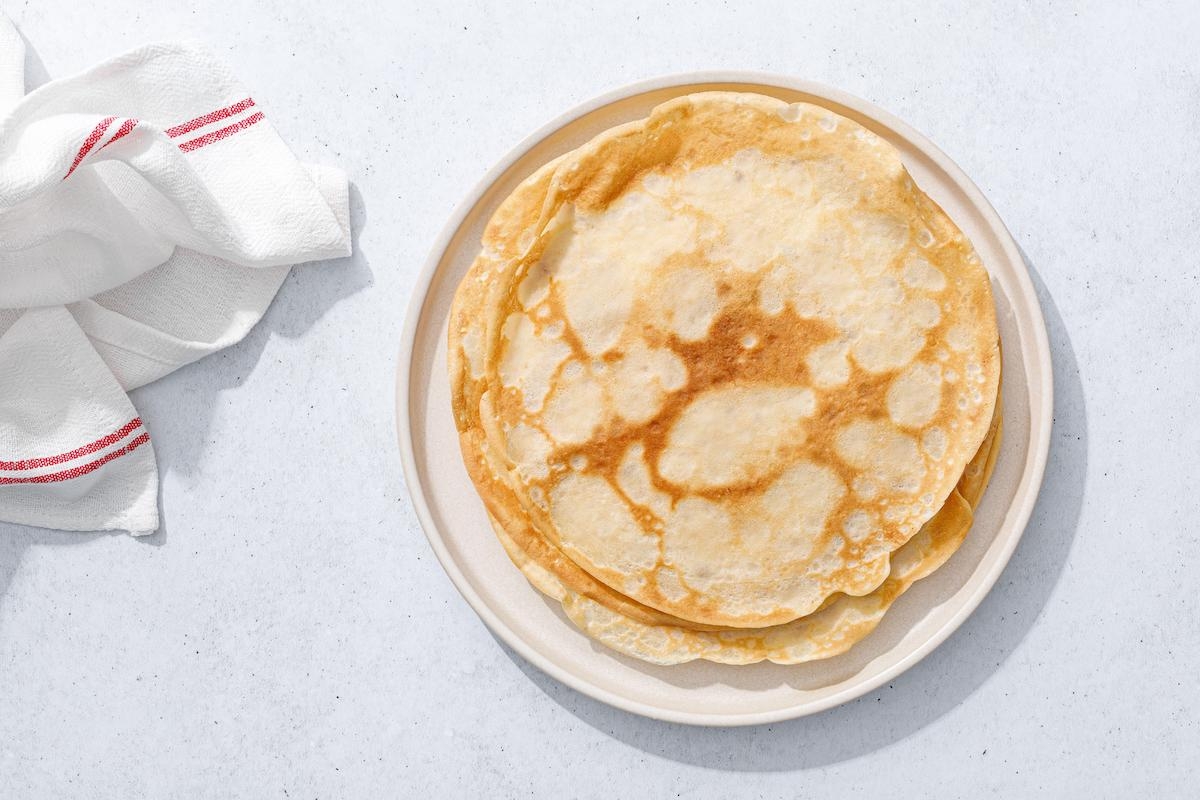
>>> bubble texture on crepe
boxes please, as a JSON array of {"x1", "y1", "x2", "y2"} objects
[
  {"x1": 490, "y1": 400, "x2": 1000, "y2": 665},
  {"x1": 450, "y1": 92, "x2": 1001, "y2": 634}
]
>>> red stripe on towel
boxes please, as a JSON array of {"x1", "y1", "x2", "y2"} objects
[
  {"x1": 165, "y1": 97, "x2": 256, "y2": 138},
  {"x1": 0, "y1": 418, "x2": 143, "y2": 470},
  {"x1": 100, "y1": 118, "x2": 139, "y2": 149},
  {"x1": 177, "y1": 111, "x2": 265, "y2": 153},
  {"x1": 0, "y1": 433, "x2": 150, "y2": 485},
  {"x1": 63, "y1": 116, "x2": 116, "y2": 179}
]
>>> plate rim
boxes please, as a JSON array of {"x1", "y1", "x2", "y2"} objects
[{"x1": 396, "y1": 71, "x2": 1054, "y2": 727}]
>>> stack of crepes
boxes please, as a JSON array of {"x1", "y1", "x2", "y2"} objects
[{"x1": 448, "y1": 92, "x2": 1001, "y2": 665}]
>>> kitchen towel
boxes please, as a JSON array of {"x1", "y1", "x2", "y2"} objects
[{"x1": 0, "y1": 15, "x2": 351, "y2": 533}]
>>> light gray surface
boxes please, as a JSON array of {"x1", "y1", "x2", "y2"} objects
[{"x1": 0, "y1": 1, "x2": 1195, "y2": 796}]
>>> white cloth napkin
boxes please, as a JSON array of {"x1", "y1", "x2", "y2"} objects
[{"x1": 0, "y1": 16, "x2": 351, "y2": 534}]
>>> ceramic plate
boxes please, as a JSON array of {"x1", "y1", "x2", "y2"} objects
[{"x1": 397, "y1": 73, "x2": 1053, "y2": 726}]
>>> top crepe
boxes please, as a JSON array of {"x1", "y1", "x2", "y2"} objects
[{"x1": 449, "y1": 91, "x2": 1000, "y2": 629}]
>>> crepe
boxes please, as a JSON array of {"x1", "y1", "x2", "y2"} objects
[
  {"x1": 492, "y1": 398, "x2": 1000, "y2": 665},
  {"x1": 449, "y1": 91, "x2": 1001, "y2": 631}
]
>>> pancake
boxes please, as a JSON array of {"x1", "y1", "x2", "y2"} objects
[
  {"x1": 493, "y1": 399, "x2": 1001, "y2": 665},
  {"x1": 450, "y1": 91, "x2": 1001, "y2": 630}
]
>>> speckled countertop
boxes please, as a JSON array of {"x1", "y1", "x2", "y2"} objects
[{"x1": 1, "y1": 1, "x2": 1197, "y2": 796}]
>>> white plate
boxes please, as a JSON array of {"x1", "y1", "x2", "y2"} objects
[{"x1": 397, "y1": 73, "x2": 1053, "y2": 726}]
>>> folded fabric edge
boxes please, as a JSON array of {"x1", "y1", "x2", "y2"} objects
[
  {"x1": 0, "y1": 14, "x2": 24, "y2": 113},
  {"x1": 69, "y1": 262, "x2": 291, "y2": 390},
  {"x1": 0, "y1": 38, "x2": 240, "y2": 137},
  {"x1": 307, "y1": 164, "x2": 353, "y2": 256},
  {"x1": 0, "y1": 493, "x2": 159, "y2": 535},
  {"x1": 0, "y1": 306, "x2": 161, "y2": 534}
]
